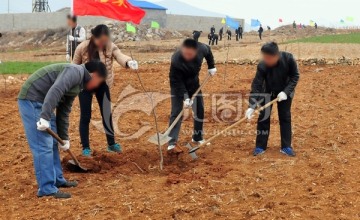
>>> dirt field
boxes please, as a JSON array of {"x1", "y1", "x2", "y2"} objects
[{"x1": 0, "y1": 57, "x2": 360, "y2": 219}]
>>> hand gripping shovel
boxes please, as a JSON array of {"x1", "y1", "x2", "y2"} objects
[
  {"x1": 187, "y1": 98, "x2": 279, "y2": 154},
  {"x1": 148, "y1": 74, "x2": 212, "y2": 148},
  {"x1": 46, "y1": 128, "x2": 88, "y2": 172}
]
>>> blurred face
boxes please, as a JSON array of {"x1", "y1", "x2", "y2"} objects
[
  {"x1": 94, "y1": 35, "x2": 110, "y2": 50},
  {"x1": 262, "y1": 53, "x2": 280, "y2": 67},
  {"x1": 67, "y1": 18, "x2": 76, "y2": 28},
  {"x1": 86, "y1": 73, "x2": 105, "y2": 90},
  {"x1": 181, "y1": 46, "x2": 197, "y2": 62}
]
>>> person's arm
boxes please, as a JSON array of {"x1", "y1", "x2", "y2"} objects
[
  {"x1": 75, "y1": 27, "x2": 86, "y2": 43},
  {"x1": 40, "y1": 66, "x2": 82, "y2": 121},
  {"x1": 56, "y1": 96, "x2": 76, "y2": 140},
  {"x1": 283, "y1": 54, "x2": 300, "y2": 97},
  {"x1": 72, "y1": 42, "x2": 83, "y2": 64},
  {"x1": 202, "y1": 45, "x2": 215, "y2": 70},
  {"x1": 112, "y1": 43, "x2": 132, "y2": 68},
  {"x1": 249, "y1": 65, "x2": 266, "y2": 109}
]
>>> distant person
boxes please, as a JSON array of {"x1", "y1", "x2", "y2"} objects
[
  {"x1": 219, "y1": 27, "x2": 224, "y2": 41},
  {"x1": 238, "y1": 25, "x2": 243, "y2": 39},
  {"x1": 267, "y1": 26, "x2": 271, "y2": 31},
  {"x1": 235, "y1": 28, "x2": 239, "y2": 41},
  {"x1": 66, "y1": 15, "x2": 86, "y2": 62},
  {"x1": 210, "y1": 25, "x2": 215, "y2": 35},
  {"x1": 302, "y1": 24, "x2": 306, "y2": 29},
  {"x1": 315, "y1": 23, "x2": 318, "y2": 29},
  {"x1": 258, "y1": 25, "x2": 264, "y2": 40},
  {"x1": 245, "y1": 42, "x2": 299, "y2": 157},
  {"x1": 0, "y1": 33, "x2": 2, "y2": 38},
  {"x1": 227, "y1": 29, "x2": 232, "y2": 40},
  {"x1": 208, "y1": 33, "x2": 218, "y2": 46},
  {"x1": 293, "y1": 21, "x2": 296, "y2": 29},
  {"x1": 298, "y1": 23, "x2": 302, "y2": 29},
  {"x1": 192, "y1": 30, "x2": 202, "y2": 42}
]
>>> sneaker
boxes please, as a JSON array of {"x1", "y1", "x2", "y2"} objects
[
  {"x1": 280, "y1": 147, "x2": 296, "y2": 157},
  {"x1": 56, "y1": 181, "x2": 78, "y2": 188},
  {"x1": 253, "y1": 147, "x2": 266, "y2": 156},
  {"x1": 82, "y1": 148, "x2": 92, "y2": 157},
  {"x1": 107, "y1": 143, "x2": 122, "y2": 153},
  {"x1": 192, "y1": 139, "x2": 210, "y2": 146},
  {"x1": 167, "y1": 145, "x2": 185, "y2": 154},
  {"x1": 39, "y1": 191, "x2": 71, "y2": 199}
]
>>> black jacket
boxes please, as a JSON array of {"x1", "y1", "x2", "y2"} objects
[
  {"x1": 169, "y1": 43, "x2": 215, "y2": 99},
  {"x1": 249, "y1": 52, "x2": 300, "y2": 108}
]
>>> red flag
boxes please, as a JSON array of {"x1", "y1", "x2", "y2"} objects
[
  {"x1": 73, "y1": 0, "x2": 146, "y2": 24},
  {"x1": 279, "y1": 18, "x2": 283, "y2": 23}
]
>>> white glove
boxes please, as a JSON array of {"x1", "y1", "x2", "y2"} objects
[
  {"x1": 277, "y1": 91, "x2": 288, "y2": 102},
  {"x1": 245, "y1": 108, "x2": 255, "y2": 120},
  {"x1": 66, "y1": 54, "x2": 70, "y2": 62},
  {"x1": 59, "y1": 140, "x2": 70, "y2": 151},
  {"x1": 184, "y1": 98, "x2": 193, "y2": 108},
  {"x1": 36, "y1": 118, "x2": 50, "y2": 131},
  {"x1": 127, "y1": 60, "x2": 139, "y2": 70},
  {"x1": 208, "y1": 68, "x2": 217, "y2": 76},
  {"x1": 68, "y1": 35, "x2": 75, "y2": 41}
]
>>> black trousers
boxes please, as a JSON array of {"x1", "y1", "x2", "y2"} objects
[
  {"x1": 78, "y1": 82, "x2": 115, "y2": 149},
  {"x1": 259, "y1": 32, "x2": 262, "y2": 40},
  {"x1": 256, "y1": 93, "x2": 292, "y2": 149},
  {"x1": 168, "y1": 93, "x2": 204, "y2": 145},
  {"x1": 239, "y1": 33, "x2": 243, "y2": 39},
  {"x1": 236, "y1": 34, "x2": 239, "y2": 41},
  {"x1": 219, "y1": 34, "x2": 222, "y2": 41}
]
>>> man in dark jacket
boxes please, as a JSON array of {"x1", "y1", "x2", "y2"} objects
[
  {"x1": 258, "y1": 25, "x2": 264, "y2": 40},
  {"x1": 192, "y1": 30, "x2": 202, "y2": 42},
  {"x1": 245, "y1": 42, "x2": 299, "y2": 157},
  {"x1": 219, "y1": 27, "x2": 224, "y2": 41},
  {"x1": 235, "y1": 28, "x2": 239, "y2": 41},
  {"x1": 210, "y1": 25, "x2": 215, "y2": 35},
  {"x1": 227, "y1": 29, "x2": 232, "y2": 40},
  {"x1": 238, "y1": 25, "x2": 243, "y2": 39},
  {"x1": 18, "y1": 61, "x2": 107, "y2": 199},
  {"x1": 168, "y1": 39, "x2": 216, "y2": 152},
  {"x1": 208, "y1": 33, "x2": 219, "y2": 46}
]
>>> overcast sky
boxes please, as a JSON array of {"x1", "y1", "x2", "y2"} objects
[{"x1": 1, "y1": 0, "x2": 358, "y2": 27}]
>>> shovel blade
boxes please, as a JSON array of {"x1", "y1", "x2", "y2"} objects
[
  {"x1": 185, "y1": 143, "x2": 198, "y2": 160},
  {"x1": 68, "y1": 160, "x2": 88, "y2": 172},
  {"x1": 148, "y1": 133, "x2": 171, "y2": 146}
]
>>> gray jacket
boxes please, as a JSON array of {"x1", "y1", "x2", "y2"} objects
[{"x1": 18, "y1": 63, "x2": 90, "y2": 139}]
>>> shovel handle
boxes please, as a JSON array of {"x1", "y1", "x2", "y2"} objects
[
  {"x1": 166, "y1": 74, "x2": 212, "y2": 134},
  {"x1": 198, "y1": 98, "x2": 279, "y2": 148},
  {"x1": 45, "y1": 128, "x2": 81, "y2": 166}
]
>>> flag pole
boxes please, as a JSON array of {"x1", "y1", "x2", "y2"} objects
[{"x1": 71, "y1": 0, "x2": 74, "y2": 16}]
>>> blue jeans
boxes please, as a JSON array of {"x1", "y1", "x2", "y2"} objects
[{"x1": 18, "y1": 99, "x2": 67, "y2": 196}]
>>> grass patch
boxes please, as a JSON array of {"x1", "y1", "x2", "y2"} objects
[
  {"x1": 288, "y1": 33, "x2": 360, "y2": 44},
  {"x1": 0, "y1": 61, "x2": 60, "y2": 74}
]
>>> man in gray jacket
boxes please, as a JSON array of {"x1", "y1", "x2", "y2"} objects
[{"x1": 18, "y1": 61, "x2": 107, "y2": 199}]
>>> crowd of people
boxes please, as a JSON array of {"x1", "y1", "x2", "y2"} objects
[{"x1": 18, "y1": 15, "x2": 299, "y2": 199}]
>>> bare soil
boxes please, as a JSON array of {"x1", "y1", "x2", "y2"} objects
[{"x1": 0, "y1": 62, "x2": 360, "y2": 219}]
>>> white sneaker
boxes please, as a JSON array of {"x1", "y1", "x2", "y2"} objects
[
  {"x1": 167, "y1": 145, "x2": 176, "y2": 151},
  {"x1": 192, "y1": 139, "x2": 210, "y2": 146}
]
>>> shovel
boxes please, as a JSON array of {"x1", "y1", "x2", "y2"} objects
[
  {"x1": 46, "y1": 128, "x2": 88, "y2": 172},
  {"x1": 148, "y1": 74, "x2": 212, "y2": 146},
  {"x1": 187, "y1": 98, "x2": 279, "y2": 154}
]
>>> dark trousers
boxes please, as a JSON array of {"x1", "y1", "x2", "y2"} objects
[
  {"x1": 259, "y1": 32, "x2": 262, "y2": 40},
  {"x1": 228, "y1": 35, "x2": 231, "y2": 40},
  {"x1": 239, "y1": 33, "x2": 243, "y2": 39},
  {"x1": 78, "y1": 82, "x2": 115, "y2": 149},
  {"x1": 168, "y1": 93, "x2": 204, "y2": 145},
  {"x1": 256, "y1": 93, "x2": 292, "y2": 149},
  {"x1": 219, "y1": 34, "x2": 222, "y2": 41},
  {"x1": 236, "y1": 34, "x2": 239, "y2": 41}
]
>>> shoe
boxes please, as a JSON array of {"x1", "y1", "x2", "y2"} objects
[
  {"x1": 39, "y1": 191, "x2": 71, "y2": 199},
  {"x1": 253, "y1": 147, "x2": 266, "y2": 156},
  {"x1": 56, "y1": 181, "x2": 78, "y2": 188},
  {"x1": 82, "y1": 148, "x2": 92, "y2": 157},
  {"x1": 280, "y1": 147, "x2": 296, "y2": 157},
  {"x1": 167, "y1": 145, "x2": 176, "y2": 151},
  {"x1": 192, "y1": 139, "x2": 210, "y2": 146},
  {"x1": 167, "y1": 145, "x2": 185, "y2": 154},
  {"x1": 107, "y1": 143, "x2": 122, "y2": 153}
]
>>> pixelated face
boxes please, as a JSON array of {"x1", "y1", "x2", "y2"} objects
[
  {"x1": 67, "y1": 18, "x2": 75, "y2": 27},
  {"x1": 94, "y1": 35, "x2": 110, "y2": 50},
  {"x1": 181, "y1": 46, "x2": 197, "y2": 62},
  {"x1": 262, "y1": 53, "x2": 280, "y2": 67},
  {"x1": 86, "y1": 72, "x2": 105, "y2": 90}
]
